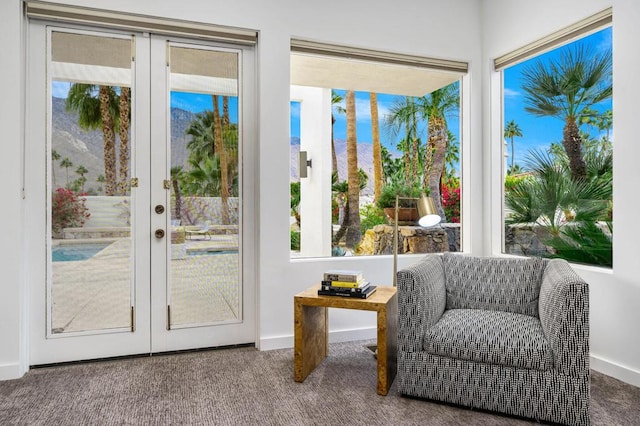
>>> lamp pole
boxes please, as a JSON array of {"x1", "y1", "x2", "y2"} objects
[{"x1": 392, "y1": 195, "x2": 441, "y2": 287}]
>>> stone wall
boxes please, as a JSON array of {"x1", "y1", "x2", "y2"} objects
[
  {"x1": 364, "y1": 223, "x2": 461, "y2": 255},
  {"x1": 503, "y1": 224, "x2": 555, "y2": 257}
]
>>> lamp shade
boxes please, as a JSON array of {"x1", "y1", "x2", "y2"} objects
[{"x1": 416, "y1": 196, "x2": 441, "y2": 227}]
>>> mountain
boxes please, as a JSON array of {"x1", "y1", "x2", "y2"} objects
[
  {"x1": 51, "y1": 97, "x2": 197, "y2": 194},
  {"x1": 51, "y1": 96, "x2": 383, "y2": 198}
]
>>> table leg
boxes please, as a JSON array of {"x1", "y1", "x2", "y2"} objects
[
  {"x1": 376, "y1": 293, "x2": 398, "y2": 395},
  {"x1": 294, "y1": 301, "x2": 328, "y2": 382}
]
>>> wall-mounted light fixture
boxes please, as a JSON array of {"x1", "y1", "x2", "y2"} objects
[{"x1": 299, "y1": 150, "x2": 312, "y2": 178}]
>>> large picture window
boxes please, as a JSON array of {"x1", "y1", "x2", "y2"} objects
[
  {"x1": 290, "y1": 41, "x2": 466, "y2": 258},
  {"x1": 499, "y1": 21, "x2": 613, "y2": 267}
]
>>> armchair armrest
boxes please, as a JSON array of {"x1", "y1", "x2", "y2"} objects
[
  {"x1": 397, "y1": 254, "x2": 446, "y2": 352},
  {"x1": 539, "y1": 259, "x2": 589, "y2": 376}
]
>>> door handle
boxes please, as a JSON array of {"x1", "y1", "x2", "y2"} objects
[{"x1": 155, "y1": 229, "x2": 165, "y2": 239}]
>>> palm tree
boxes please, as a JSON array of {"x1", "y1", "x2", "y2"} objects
[
  {"x1": 521, "y1": 44, "x2": 612, "y2": 181},
  {"x1": 370, "y1": 93, "x2": 384, "y2": 202},
  {"x1": 66, "y1": 83, "x2": 119, "y2": 195},
  {"x1": 344, "y1": 90, "x2": 360, "y2": 248},
  {"x1": 384, "y1": 97, "x2": 421, "y2": 188},
  {"x1": 331, "y1": 91, "x2": 345, "y2": 178},
  {"x1": 186, "y1": 157, "x2": 222, "y2": 196},
  {"x1": 117, "y1": 87, "x2": 131, "y2": 195},
  {"x1": 418, "y1": 83, "x2": 460, "y2": 220},
  {"x1": 504, "y1": 120, "x2": 523, "y2": 172},
  {"x1": 185, "y1": 111, "x2": 215, "y2": 164},
  {"x1": 51, "y1": 149, "x2": 61, "y2": 188},
  {"x1": 75, "y1": 165, "x2": 88, "y2": 192},
  {"x1": 445, "y1": 130, "x2": 460, "y2": 181},
  {"x1": 212, "y1": 95, "x2": 230, "y2": 225},
  {"x1": 60, "y1": 157, "x2": 73, "y2": 187},
  {"x1": 96, "y1": 174, "x2": 105, "y2": 193}
]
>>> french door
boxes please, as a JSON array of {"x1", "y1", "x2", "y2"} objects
[{"x1": 27, "y1": 22, "x2": 256, "y2": 364}]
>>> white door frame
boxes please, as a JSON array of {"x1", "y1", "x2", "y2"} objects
[{"x1": 26, "y1": 21, "x2": 257, "y2": 365}]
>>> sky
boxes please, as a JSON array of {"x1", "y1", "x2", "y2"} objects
[{"x1": 291, "y1": 90, "x2": 461, "y2": 156}]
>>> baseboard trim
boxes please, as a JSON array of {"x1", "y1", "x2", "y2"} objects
[
  {"x1": 591, "y1": 354, "x2": 640, "y2": 388},
  {"x1": 259, "y1": 326, "x2": 377, "y2": 351},
  {"x1": 0, "y1": 363, "x2": 25, "y2": 381}
]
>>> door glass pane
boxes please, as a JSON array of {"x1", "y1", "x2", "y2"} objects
[
  {"x1": 49, "y1": 31, "x2": 133, "y2": 334},
  {"x1": 168, "y1": 45, "x2": 241, "y2": 327}
]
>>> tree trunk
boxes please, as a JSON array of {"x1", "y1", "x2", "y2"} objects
[
  {"x1": 222, "y1": 96, "x2": 230, "y2": 127},
  {"x1": 172, "y1": 178, "x2": 182, "y2": 221},
  {"x1": 371, "y1": 93, "x2": 383, "y2": 202},
  {"x1": 118, "y1": 87, "x2": 130, "y2": 195},
  {"x1": 426, "y1": 114, "x2": 447, "y2": 221},
  {"x1": 563, "y1": 117, "x2": 587, "y2": 181},
  {"x1": 213, "y1": 95, "x2": 230, "y2": 225},
  {"x1": 332, "y1": 196, "x2": 349, "y2": 245},
  {"x1": 99, "y1": 86, "x2": 117, "y2": 196},
  {"x1": 331, "y1": 115, "x2": 338, "y2": 178},
  {"x1": 510, "y1": 137, "x2": 515, "y2": 172},
  {"x1": 345, "y1": 90, "x2": 361, "y2": 248}
]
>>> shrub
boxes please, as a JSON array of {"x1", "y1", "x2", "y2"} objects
[
  {"x1": 504, "y1": 173, "x2": 529, "y2": 193},
  {"x1": 376, "y1": 183, "x2": 424, "y2": 209},
  {"x1": 442, "y1": 179, "x2": 460, "y2": 223},
  {"x1": 290, "y1": 230, "x2": 300, "y2": 251},
  {"x1": 51, "y1": 188, "x2": 90, "y2": 238},
  {"x1": 359, "y1": 203, "x2": 387, "y2": 234}
]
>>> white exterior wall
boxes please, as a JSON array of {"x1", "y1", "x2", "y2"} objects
[
  {"x1": 290, "y1": 86, "x2": 332, "y2": 257},
  {"x1": 482, "y1": 0, "x2": 640, "y2": 386}
]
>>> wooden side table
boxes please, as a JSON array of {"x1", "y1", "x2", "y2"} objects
[{"x1": 293, "y1": 285, "x2": 397, "y2": 395}]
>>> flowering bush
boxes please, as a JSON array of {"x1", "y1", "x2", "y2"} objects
[
  {"x1": 51, "y1": 188, "x2": 90, "y2": 238},
  {"x1": 442, "y1": 179, "x2": 460, "y2": 223}
]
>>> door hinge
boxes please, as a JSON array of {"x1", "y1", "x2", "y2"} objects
[
  {"x1": 131, "y1": 177, "x2": 139, "y2": 188},
  {"x1": 130, "y1": 306, "x2": 135, "y2": 332},
  {"x1": 167, "y1": 305, "x2": 171, "y2": 330},
  {"x1": 163, "y1": 179, "x2": 171, "y2": 190}
]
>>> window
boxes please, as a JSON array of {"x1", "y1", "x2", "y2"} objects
[
  {"x1": 498, "y1": 15, "x2": 612, "y2": 267},
  {"x1": 290, "y1": 41, "x2": 466, "y2": 258}
]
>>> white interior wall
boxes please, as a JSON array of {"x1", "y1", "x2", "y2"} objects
[
  {"x1": 482, "y1": 0, "x2": 640, "y2": 386},
  {"x1": 0, "y1": 0, "x2": 483, "y2": 378},
  {"x1": 3, "y1": 0, "x2": 636, "y2": 388},
  {"x1": 0, "y1": 0, "x2": 26, "y2": 380}
]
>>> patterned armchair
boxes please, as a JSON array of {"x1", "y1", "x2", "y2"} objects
[{"x1": 397, "y1": 253, "x2": 590, "y2": 425}]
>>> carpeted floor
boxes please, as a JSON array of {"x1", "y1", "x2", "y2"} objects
[{"x1": 1, "y1": 340, "x2": 639, "y2": 425}]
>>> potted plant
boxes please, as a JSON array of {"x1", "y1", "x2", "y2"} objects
[{"x1": 376, "y1": 183, "x2": 424, "y2": 224}]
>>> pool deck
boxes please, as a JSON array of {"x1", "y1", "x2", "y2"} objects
[{"x1": 51, "y1": 235, "x2": 240, "y2": 334}]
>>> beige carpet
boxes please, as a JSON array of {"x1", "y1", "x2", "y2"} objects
[{"x1": 1, "y1": 340, "x2": 639, "y2": 425}]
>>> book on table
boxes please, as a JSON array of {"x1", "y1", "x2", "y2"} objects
[
  {"x1": 323, "y1": 269, "x2": 363, "y2": 283},
  {"x1": 320, "y1": 281, "x2": 371, "y2": 293},
  {"x1": 320, "y1": 278, "x2": 368, "y2": 289},
  {"x1": 318, "y1": 284, "x2": 377, "y2": 299}
]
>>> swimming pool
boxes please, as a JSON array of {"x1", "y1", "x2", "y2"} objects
[{"x1": 52, "y1": 243, "x2": 110, "y2": 262}]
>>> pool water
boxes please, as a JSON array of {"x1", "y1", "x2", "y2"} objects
[{"x1": 52, "y1": 243, "x2": 110, "y2": 262}]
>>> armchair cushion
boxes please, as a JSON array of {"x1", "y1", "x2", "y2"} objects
[
  {"x1": 442, "y1": 253, "x2": 547, "y2": 317},
  {"x1": 424, "y1": 308, "x2": 554, "y2": 370}
]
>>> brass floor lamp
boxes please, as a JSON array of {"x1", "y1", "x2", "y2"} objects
[{"x1": 392, "y1": 195, "x2": 441, "y2": 287}]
